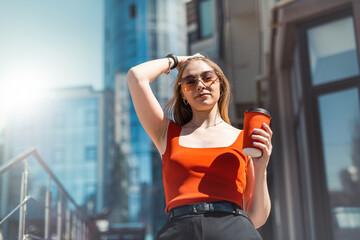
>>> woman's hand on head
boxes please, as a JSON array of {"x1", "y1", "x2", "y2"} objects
[
  {"x1": 192, "y1": 53, "x2": 204, "y2": 58},
  {"x1": 249, "y1": 123, "x2": 273, "y2": 172},
  {"x1": 176, "y1": 53, "x2": 205, "y2": 70}
]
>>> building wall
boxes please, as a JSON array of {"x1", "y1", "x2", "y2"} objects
[
  {"x1": 223, "y1": 0, "x2": 262, "y2": 125},
  {"x1": 187, "y1": 1, "x2": 360, "y2": 240},
  {"x1": 261, "y1": 0, "x2": 360, "y2": 239},
  {"x1": 187, "y1": 0, "x2": 262, "y2": 127}
]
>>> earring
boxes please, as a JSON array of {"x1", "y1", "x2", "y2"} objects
[{"x1": 183, "y1": 99, "x2": 189, "y2": 105}]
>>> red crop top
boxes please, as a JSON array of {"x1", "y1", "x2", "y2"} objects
[{"x1": 161, "y1": 120, "x2": 248, "y2": 213}]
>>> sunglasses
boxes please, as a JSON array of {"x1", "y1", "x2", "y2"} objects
[{"x1": 179, "y1": 70, "x2": 219, "y2": 91}]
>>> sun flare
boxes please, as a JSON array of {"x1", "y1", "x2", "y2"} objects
[{"x1": 0, "y1": 66, "x2": 51, "y2": 130}]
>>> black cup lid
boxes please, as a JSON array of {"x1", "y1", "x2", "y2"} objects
[{"x1": 244, "y1": 108, "x2": 271, "y2": 117}]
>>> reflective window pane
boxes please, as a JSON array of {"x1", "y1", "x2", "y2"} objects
[
  {"x1": 307, "y1": 16, "x2": 359, "y2": 85},
  {"x1": 318, "y1": 88, "x2": 360, "y2": 239},
  {"x1": 199, "y1": 0, "x2": 213, "y2": 38}
]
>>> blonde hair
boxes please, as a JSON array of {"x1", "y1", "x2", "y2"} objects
[{"x1": 164, "y1": 56, "x2": 231, "y2": 126}]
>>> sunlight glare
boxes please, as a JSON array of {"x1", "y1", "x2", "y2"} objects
[{"x1": 0, "y1": 66, "x2": 51, "y2": 130}]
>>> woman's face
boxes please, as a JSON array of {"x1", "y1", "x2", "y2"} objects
[{"x1": 180, "y1": 60, "x2": 221, "y2": 111}]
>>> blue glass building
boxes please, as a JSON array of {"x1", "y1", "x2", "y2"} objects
[
  {"x1": 105, "y1": 0, "x2": 187, "y2": 237},
  {"x1": 2, "y1": 86, "x2": 113, "y2": 215}
]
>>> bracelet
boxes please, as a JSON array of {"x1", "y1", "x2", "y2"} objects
[
  {"x1": 165, "y1": 57, "x2": 171, "y2": 75},
  {"x1": 165, "y1": 54, "x2": 178, "y2": 69}
]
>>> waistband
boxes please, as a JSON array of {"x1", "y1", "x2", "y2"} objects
[{"x1": 168, "y1": 201, "x2": 242, "y2": 221}]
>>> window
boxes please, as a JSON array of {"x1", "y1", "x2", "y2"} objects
[
  {"x1": 85, "y1": 146, "x2": 97, "y2": 162},
  {"x1": 317, "y1": 89, "x2": 360, "y2": 238},
  {"x1": 199, "y1": 0, "x2": 214, "y2": 38},
  {"x1": 307, "y1": 16, "x2": 359, "y2": 85},
  {"x1": 186, "y1": 0, "x2": 214, "y2": 42},
  {"x1": 54, "y1": 111, "x2": 65, "y2": 128},
  {"x1": 318, "y1": 89, "x2": 359, "y2": 191},
  {"x1": 298, "y1": 10, "x2": 360, "y2": 239},
  {"x1": 54, "y1": 147, "x2": 65, "y2": 163},
  {"x1": 85, "y1": 109, "x2": 97, "y2": 126},
  {"x1": 129, "y1": 4, "x2": 136, "y2": 19}
]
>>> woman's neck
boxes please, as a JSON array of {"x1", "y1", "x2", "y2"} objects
[{"x1": 190, "y1": 108, "x2": 223, "y2": 128}]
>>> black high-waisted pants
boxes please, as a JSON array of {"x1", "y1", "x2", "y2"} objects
[{"x1": 156, "y1": 210, "x2": 263, "y2": 240}]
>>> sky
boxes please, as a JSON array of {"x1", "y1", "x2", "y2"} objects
[{"x1": 0, "y1": 0, "x2": 104, "y2": 91}]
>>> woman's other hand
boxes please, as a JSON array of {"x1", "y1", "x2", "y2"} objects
[{"x1": 250, "y1": 123, "x2": 273, "y2": 171}]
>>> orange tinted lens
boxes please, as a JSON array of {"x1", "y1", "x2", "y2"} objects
[
  {"x1": 200, "y1": 71, "x2": 217, "y2": 82},
  {"x1": 181, "y1": 75, "x2": 196, "y2": 91}
]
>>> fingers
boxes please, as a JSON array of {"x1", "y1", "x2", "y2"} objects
[
  {"x1": 251, "y1": 134, "x2": 270, "y2": 146},
  {"x1": 176, "y1": 56, "x2": 189, "y2": 70},
  {"x1": 253, "y1": 141, "x2": 272, "y2": 153},
  {"x1": 177, "y1": 54, "x2": 205, "y2": 70},
  {"x1": 262, "y1": 123, "x2": 273, "y2": 136},
  {"x1": 192, "y1": 53, "x2": 204, "y2": 58},
  {"x1": 253, "y1": 124, "x2": 272, "y2": 138},
  {"x1": 252, "y1": 123, "x2": 273, "y2": 157}
]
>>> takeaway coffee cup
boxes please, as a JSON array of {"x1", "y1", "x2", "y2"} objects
[{"x1": 242, "y1": 108, "x2": 271, "y2": 157}]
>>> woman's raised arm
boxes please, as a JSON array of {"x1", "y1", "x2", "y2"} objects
[{"x1": 126, "y1": 58, "x2": 173, "y2": 154}]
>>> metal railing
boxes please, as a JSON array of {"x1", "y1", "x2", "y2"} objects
[{"x1": 0, "y1": 148, "x2": 93, "y2": 240}]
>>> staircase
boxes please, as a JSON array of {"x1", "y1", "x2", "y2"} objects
[{"x1": 0, "y1": 148, "x2": 97, "y2": 240}]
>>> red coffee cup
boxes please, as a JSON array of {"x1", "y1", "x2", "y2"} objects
[{"x1": 242, "y1": 108, "x2": 271, "y2": 157}]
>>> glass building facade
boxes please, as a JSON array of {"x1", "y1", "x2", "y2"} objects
[
  {"x1": 2, "y1": 87, "x2": 110, "y2": 215},
  {"x1": 104, "y1": 0, "x2": 187, "y2": 237}
]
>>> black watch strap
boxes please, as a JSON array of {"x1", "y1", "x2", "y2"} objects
[{"x1": 165, "y1": 54, "x2": 178, "y2": 69}]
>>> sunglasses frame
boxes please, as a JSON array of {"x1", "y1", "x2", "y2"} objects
[{"x1": 178, "y1": 70, "x2": 220, "y2": 91}]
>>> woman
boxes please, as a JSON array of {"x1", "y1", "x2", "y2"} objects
[{"x1": 127, "y1": 53, "x2": 272, "y2": 239}]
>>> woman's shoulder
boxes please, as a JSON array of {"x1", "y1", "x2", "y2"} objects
[
  {"x1": 165, "y1": 119, "x2": 182, "y2": 137},
  {"x1": 223, "y1": 122, "x2": 242, "y2": 134},
  {"x1": 222, "y1": 123, "x2": 243, "y2": 144}
]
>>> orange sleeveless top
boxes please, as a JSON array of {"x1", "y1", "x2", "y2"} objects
[{"x1": 161, "y1": 120, "x2": 248, "y2": 213}]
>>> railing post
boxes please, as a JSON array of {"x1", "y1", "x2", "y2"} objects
[
  {"x1": 82, "y1": 220, "x2": 86, "y2": 240},
  {"x1": 72, "y1": 213, "x2": 77, "y2": 240},
  {"x1": 76, "y1": 216, "x2": 79, "y2": 240},
  {"x1": 65, "y1": 209, "x2": 71, "y2": 240},
  {"x1": 18, "y1": 159, "x2": 28, "y2": 240},
  {"x1": 85, "y1": 222, "x2": 89, "y2": 240},
  {"x1": 44, "y1": 175, "x2": 51, "y2": 239},
  {"x1": 77, "y1": 215, "x2": 81, "y2": 240},
  {"x1": 80, "y1": 219, "x2": 83, "y2": 240},
  {"x1": 57, "y1": 191, "x2": 63, "y2": 240},
  {"x1": 0, "y1": 149, "x2": 94, "y2": 240},
  {"x1": 0, "y1": 171, "x2": 10, "y2": 238}
]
